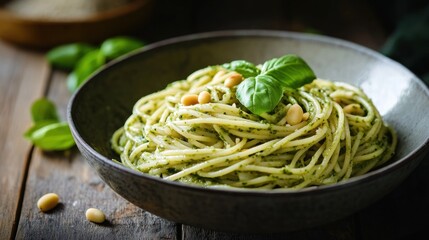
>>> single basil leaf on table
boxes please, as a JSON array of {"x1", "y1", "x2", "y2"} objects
[
  {"x1": 23, "y1": 120, "x2": 58, "y2": 139},
  {"x1": 46, "y1": 43, "x2": 96, "y2": 70},
  {"x1": 67, "y1": 49, "x2": 106, "y2": 92},
  {"x1": 100, "y1": 36, "x2": 145, "y2": 60},
  {"x1": 223, "y1": 60, "x2": 260, "y2": 78},
  {"x1": 236, "y1": 75, "x2": 283, "y2": 115},
  {"x1": 28, "y1": 122, "x2": 75, "y2": 151},
  {"x1": 261, "y1": 54, "x2": 316, "y2": 89},
  {"x1": 30, "y1": 98, "x2": 59, "y2": 123}
]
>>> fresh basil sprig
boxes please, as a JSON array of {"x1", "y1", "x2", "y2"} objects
[
  {"x1": 225, "y1": 54, "x2": 316, "y2": 115},
  {"x1": 24, "y1": 98, "x2": 75, "y2": 151},
  {"x1": 222, "y1": 60, "x2": 260, "y2": 78}
]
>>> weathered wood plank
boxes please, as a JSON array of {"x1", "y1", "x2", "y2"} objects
[
  {"x1": 0, "y1": 41, "x2": 49, "y2": 240},
  {"x1": 15, "y1": 71, "x2": 178, "y2": 239}
]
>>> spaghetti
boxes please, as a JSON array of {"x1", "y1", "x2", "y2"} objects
[{"x1": 111, "y1": 64, "x2": 397, "y2": 189}]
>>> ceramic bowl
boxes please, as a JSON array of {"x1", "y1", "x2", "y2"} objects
[{"x1": 67, "y1": 30, "x2": 429, "y2": 233}]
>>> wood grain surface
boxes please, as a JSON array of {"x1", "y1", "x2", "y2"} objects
[
  {"x1": 15, "y1": 71, "x2": 178, "y2": 240},
  {"x1": 0, "y1": 41, "x2": 49, "y2": 240}
]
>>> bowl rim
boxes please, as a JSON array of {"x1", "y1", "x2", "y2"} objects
[{"x1": 67, "y1": 29, "x2": 429, "y2": 196}]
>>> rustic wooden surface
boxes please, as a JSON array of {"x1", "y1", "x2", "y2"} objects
[
  {"x1": 0, "y1": 42, "x2": 49, "y2": 240},
  {"x1": 1, "y1": 1, "x2": 428, "y2": 239}
]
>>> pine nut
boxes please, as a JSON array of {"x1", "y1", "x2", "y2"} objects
[
  {"x1": 343, "y1": 103, "x2": 364, "y2": 115},
  {"x1": 85, "y1": 208, "x2": 106, "y2": 223},
  {"x1": 37, "y1": 193, "x2": 59, "y2": 212},
  {"x1": 181, "y1": 94, "x2": 199, "y2": 106},
  {"x1": 302, "y1": 112, "x2": 310, "y2": 121},
  {"x1": 224, "y1": 73, "x2": 243, "y2": 88},
  {"x1": 198, "y1": 91, "x2": 211, "y2": 104},
  {"x1": 286, "y1": 104, "x2": 304, "y2": 125}
]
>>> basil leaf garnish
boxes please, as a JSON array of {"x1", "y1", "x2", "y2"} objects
[
  {"x1": 235, "y1": 54, "x2": 316, "y2": 115},
  {"x1": 261, "y1": 55, "x2": 316, "y2": 89},
  {"x1": 236, "y1": 75, "x2": 283, "y2": 115},
  {"x1": 223, "y1": 60, "x2": 260, "y2": 78}
]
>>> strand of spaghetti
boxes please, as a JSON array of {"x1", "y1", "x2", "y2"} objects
[
  {"x1": 173, "y1": 118, "x2": 273, "y2": 129},
  {"x1": 133, "y1": 87, "x2": 179, "y2": 113},
  {"x1": 189, "y1": 103, "x2": 259, "y2": 121},
  {"x1": 320, "y1": 145, "x2": 341, "y2": 183},
  {"x1": 377, "y1": 126, "x2": 397, "y2": 166},
  {"x1": 315, "y1": 102, "x2": 345, "y2": 177},
  {"x1": 212, "y1": 124, "x2": 236, "y2": 147},
  {"x1": 284, "y1": 142, "x2": 326, "y2": 175},
  {"x1": 230, "y1": 176, "x2": 274, "y2": 187},
  {"x1": 164, "y1": 138, "x2": 304, "y2": 181},
  {"x1": 144, "y1": 133, "x2": 182, "y2": 150},
  {"x1": 337, "y1": 116, "x2": 352, "y2": 179},
  {"x1": 197, "y1": 157, "x2": 256, "y2": 178},
  {"x1": 137, "y1": 138, "x2": 249, "y2": 171},
  {"x1": 354, "y1": 146, "x2": 387, "y2": 162},
  {"x1": 362, "y1": 118, "x2": 382, "y2": 143},
  {"x1": 168, "y1": 122, "x2": 216, "y2": 142},
  {"x1": 186, "y1": 66, "x2": 218, "y2": 82},
  {"x1": 288, "y1": 146, "x2": 311, "y2": 168},
  {"x1": 354, "y1": 158, "x2": 380, "y2": 176},
  {"x1": 190, "y1": 75, "x2": 212, "y2": 90},
  {"x1": 121, "y1": 141, "x2": 137, "y2": 169},
  {"x1": 265, "y1": 101, "x2": 331, "y2": 156},
  {"x1": 129, "y1": 142, "x2": 150, "y2": 160},
  {"x1": 111, "y1": 127, "x2": 125, "y2": 153}
]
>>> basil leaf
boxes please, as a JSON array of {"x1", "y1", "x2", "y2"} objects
[
  {"x1": 24, "y1": 120, "x2": 58, "y2": 139},
  {"x1": 46, "y1": 43, "x2": 96, "y2": 70},
  {"x1": 100, "y1": 36, "x2": 145, "y2": 60},
  {"x1": 31, "y1": 98, "x2": 59, "y2": 123},
  {"x1": 28, "y1": 122, "x2": 75, "y2": 151},
  {"x1": 67, "y1": 49, "x2": 106, "y2": 92},
  {"x1": 223, "y1": 60, "x2": 260, "y2": 78},
  {"x1": 235, "y1": 54, "x2": 316, "y2": 115},
  {"x1": 236, "y1": 75, "x2": 283, "y2": 115},
  {"x1": 66, "y1": 72, "x2": 80, "y2": 93},
  {"x1": 261, "y1": 54, "x2": 316, "y2": 89}
]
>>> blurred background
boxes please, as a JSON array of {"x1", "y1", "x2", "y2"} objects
[
  {"x1": 138, "y1": 0, "x2": 429, "y2": 85},
  {"x1": 0, "y1": 0, "x2": 428, "y2": 84}
]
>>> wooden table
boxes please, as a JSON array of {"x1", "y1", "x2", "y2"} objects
[{"x1": 1, "y1": 1, "x2": 429, "y2": 239}]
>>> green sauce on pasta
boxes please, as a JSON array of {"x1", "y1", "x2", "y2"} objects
[{"x1": 111, "y1": 62, "x2": 397, "y2": 190}]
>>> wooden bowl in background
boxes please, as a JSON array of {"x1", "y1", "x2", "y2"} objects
[{"x1": 0, "y1": 0, "x2": 154, "y2": 49}]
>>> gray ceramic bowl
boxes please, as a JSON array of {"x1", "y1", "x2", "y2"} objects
[{"x1": 67, "y1": 30, "x2": 429, "y2": 233}]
